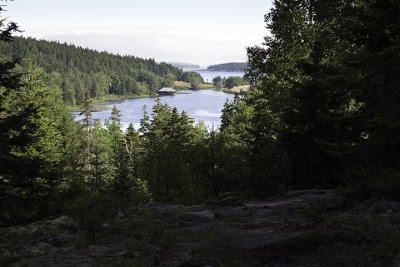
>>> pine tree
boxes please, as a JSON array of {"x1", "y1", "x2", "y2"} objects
[
  {"x1": 0, "y1": 6, "x2": 21, "y2": 90},
  {"x1": 341, "y1": 0, "x2": 400, "y2": 198},
  {"x1": 68, "y1": 92, "x2": 115, "y2": 243},
  {"x1": 245, "y1": 0, "x2": 360, "y2": 191},
  {"x1": 107, "y1": 106, "x2": 138, "y2": 211},
  {"x1": 0, "y1": 62, "x2": 74, "y2": 223}
]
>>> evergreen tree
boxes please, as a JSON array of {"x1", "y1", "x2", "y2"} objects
[
  {"x1": 342, "y1": 0, "x2": 400, "y2": 198},
  {"x1": 140, "y1": 99, "x2": 203, "y2": 202},
  {"x1": 245, "y1": 0, "x2": 358, "y2": 191},
  {"x1": 0, "y1": 62, "x2": 74, "y2": 223},
  {"x1": 0, "y1": 36, "x2": 182, "y2": 104},
  {"x1": 67, "y1": 93, "x2": 115, "y2": 243},
  {"x1": 212, "y1": 75, "x2": 223, "y2": 88},
  {"x1": 0, "y1": 6, "x2": 21, "y2": 90},
  {"x1": 244, "y1": 0, "x2": 400, "y2": 198},
  {"x1": 139, "y1": 105, "x2": 150, "y2": 136},
  {"x1": 106, "y1": 106, "x2": 149, "y2": 210}
]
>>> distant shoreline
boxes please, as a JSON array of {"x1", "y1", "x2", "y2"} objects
[
  {"x1": 184, "y1": 68, "x2": 245, "y2": 73},
  {"x1": 206, "y1": 62, "x2": 247, "y2": 72}
]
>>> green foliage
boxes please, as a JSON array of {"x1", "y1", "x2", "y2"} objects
[
  {"x1": 212, "y1": 76, "x2": 246, "y2": 89},
  {"x1": 244, "y1": 91, "x2": 290, "y2": 197},
  {"x1": 106, "y1": 106, "x2": 150, "y2": 208},
  {"x1": 212, "y1": 75, "x2": 223, "y2": 88},
  {"x1": 243, "y1": 0, "x2": 400, "y2": 196},
  {"x1": 207, "y1": 62, "x2": 247, "y2": 72},
  {"x1": 0, "y1": 62, "x2": 75, "y2": 223},
  {"x1": 0, "y1": 9, "x2": 21, "y2": 91},
  {"x1": 139, "y1": 99, "x2": 207, "y2": 202},
  {"x1": 0, "y1": 37, "x2": 182, "y2": 105},
  {"x1": 224, "y1": 76, "x2": 243, "y2": 89},
  {"x1": 66, "y1": 100, "x2": 151, "y2": 242},
  {"x1": 179, "y1": 71, "x2": 204, "y2": 89},
  {"x1": 219, "y1": 96, "x2": 252, "y2": 194}
]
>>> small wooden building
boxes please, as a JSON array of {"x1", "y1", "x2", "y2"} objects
[{"x1": 157, "y1": 87, "x2": 176, "y2": 96}]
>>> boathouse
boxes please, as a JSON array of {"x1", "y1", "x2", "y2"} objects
[{"x1": 157, "y1": 87, "x2": 176, "y2": 96}]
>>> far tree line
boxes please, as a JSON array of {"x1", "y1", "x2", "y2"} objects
[
  {"x1": 207, "y1": 62, "x2": 247, "y2": 72},
  {"x1": 212, "y1": 75, "x2": 247, "y2": 89},
  {"x1": 0, "y1": 37, "x2": 202, "y2": 105}
]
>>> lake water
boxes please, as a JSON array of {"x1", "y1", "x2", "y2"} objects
[
  {"x1": 74, "y1": 90, "x2": 235, "y2": 130},
  {"x1": 183, "y1": 68, "x2": 245, "y2": 83},
  {"x1": 73, "y1": 69, "x2": 243, "y2": 130}
]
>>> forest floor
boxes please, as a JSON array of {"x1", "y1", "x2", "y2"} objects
[{"x1": 1, "y1": 189, "x2": 400, "y2": 267}]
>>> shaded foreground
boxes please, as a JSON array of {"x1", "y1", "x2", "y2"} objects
[{"x1": 2, "y1": 190, "x2": 400, "y2": 267}]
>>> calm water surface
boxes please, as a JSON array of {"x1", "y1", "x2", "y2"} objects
[
  {"x1": 74, "y1": 90, "x2": 234, "y2": 130},
  {"x1": 183, "y1": 68, "x2": 245, "y2": 83}
]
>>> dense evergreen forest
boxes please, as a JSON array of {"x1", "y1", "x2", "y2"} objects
[
  {"x1": 0, "y1": 37, "x2": 182, "y2": 105},
  {"x1": 1, "y1": 0, "x2": 399, "y2": 251},
  {"x1": 207, "y1": 62, "x2": 247, "y2": 72}
]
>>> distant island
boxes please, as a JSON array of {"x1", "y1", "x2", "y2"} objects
[
  {"x1": 168, "y1": 62, "x2": 201, "y2": 69},
  {"x1": 207, "y1": 62, "x2": 248, "y2": 72}
]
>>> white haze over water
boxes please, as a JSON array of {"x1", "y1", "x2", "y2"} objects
[
  {"x1": 6, "y1": 0, "x2": 272, "y2": 66},
  {"x1": 22, "y1": 25, "x2": 265, "y2": 66}
]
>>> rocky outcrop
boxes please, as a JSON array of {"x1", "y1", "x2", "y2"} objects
[
  {"x1": 367, "y1": 199, "x2": 400, "y2": 214},
  {"x1": 282, "y1": 189, "x2": 346, "y2": 210},
  {"x1": 2, "y1": 190, "x2": 398, "y2": 266},
  {"x1": 218, "y1": 196, "x2": 244, "y2": 207}
]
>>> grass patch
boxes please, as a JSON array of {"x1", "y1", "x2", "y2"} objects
[
  {"x1": 174, "y1": 81, "x2": 191, "y2": 89},
  {"x1": 174, "y1": 81, "x2": 215, "y2": 90},
  {"x1": 225, "y1": 85, "x2": 250, "y2": 94},
  {"x1": 197, "y1": 83, "x2": 215, "y2": 89}
]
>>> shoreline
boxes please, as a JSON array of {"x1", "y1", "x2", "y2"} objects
[
  {"x1": 67, "y1": 94, "x2": 152, "y2": 112},
  {"x1": 67, "y1": 88, "x2": 231, "y2": 112}
]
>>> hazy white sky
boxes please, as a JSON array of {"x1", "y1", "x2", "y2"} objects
[{"x1": 5, "y1": 0, "x2": 273, "y2": 66}]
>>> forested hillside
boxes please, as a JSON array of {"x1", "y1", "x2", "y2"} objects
[
  {"x1": 0, "y1": 37, "x2": 182, "y2": 105},
  {"x1": 207, "y1": 62, "x2": 247, "y2": 72}
]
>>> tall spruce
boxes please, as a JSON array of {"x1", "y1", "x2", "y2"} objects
[
  {"x1": 246, "y1": 0, "x2": 360, "y2": 191},
  {"x1": 70, "y1": 92, "x2": 115, "y2": 243}
]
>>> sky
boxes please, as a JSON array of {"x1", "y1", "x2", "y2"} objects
[{"x1": 5, "y1": 0, "x2": 273, "y2": 66}]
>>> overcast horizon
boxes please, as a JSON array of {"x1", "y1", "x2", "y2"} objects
[{"x1": 6, "y1": 0, "x2": 273, "y2": 66}]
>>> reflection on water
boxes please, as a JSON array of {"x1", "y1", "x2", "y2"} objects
[
  {"x1": 182, "y1": 68, "x2": 245, "y2": 83},
  {"x1": 195, "y1": 109, "x2": 221, "y2": 118}
]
